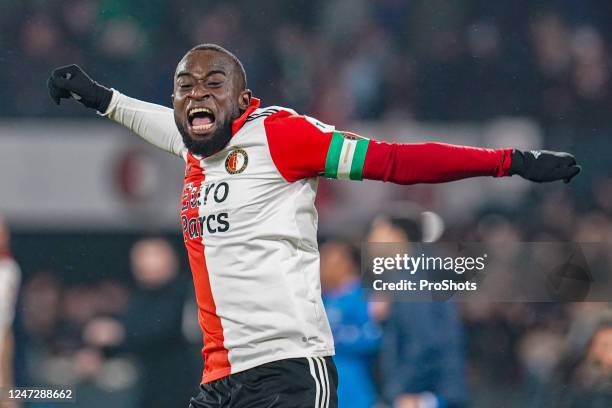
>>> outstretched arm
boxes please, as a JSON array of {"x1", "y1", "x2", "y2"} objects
[
  {"x1": 263, "y1": 111, "x2": 580, "y2": 184},
  {"x1": 362, "y1": 140, "x2": 511, "y2": 184},
  {"x1": 102, "y1": 91, "x2": 187, "y2": 159},
  {"x1": 48, "y1": 65, "x2": 186, "y2": 160},
  {"x1": 363, "y1": 140, "x2": 580, "y2": 184}
]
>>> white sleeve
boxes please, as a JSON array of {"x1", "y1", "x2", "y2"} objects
[
  {"x1": 100, "y1": 90, "x2": 188, "y2": 161},
  {"x1": 0, "y1": 260, "x2": 20, "y2": 330}
]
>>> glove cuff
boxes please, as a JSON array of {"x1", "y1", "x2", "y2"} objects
[
  {"x1": 94, "y1": 83, "x2": 113, "y2": 113},
  {"x1": 509, "y1": 149, "x2": 525, "y2": 176}
]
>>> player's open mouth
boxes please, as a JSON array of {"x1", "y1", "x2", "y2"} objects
[{"x1": 188, "y1": 107, "x2": 216, "y2": 134}]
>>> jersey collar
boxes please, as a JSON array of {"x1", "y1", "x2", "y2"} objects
[
  {"x1": 189, "y1": 98, "x2": 261, "y2": 161},
  {"x1": 231, "y1": 97, "x2": 261, "y2": 136}
]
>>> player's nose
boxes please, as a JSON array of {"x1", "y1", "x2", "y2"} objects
[{"x1": 189, "y1": 82, "x2": 210, "y2": 100}]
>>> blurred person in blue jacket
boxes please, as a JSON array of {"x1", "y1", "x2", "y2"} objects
[
  {"x1": 320, "y1": 239, "x2": 382, "y2": 408},
  {"x1": 368, "y1": 216, "x2": 468, "y2": 408}
]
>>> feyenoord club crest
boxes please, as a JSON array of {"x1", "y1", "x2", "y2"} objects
[{"x1": 225, "y1": 148, "x2": 248, "y2": 174}]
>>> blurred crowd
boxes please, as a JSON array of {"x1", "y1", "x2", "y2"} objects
[
  {"x1": 13, "y1": 236, "x2": 201, "y2": 408},
  {"x1": 2, "y1": 0, "x2": 611, "y2": 132},
  {"x1": 320, "y1": 215, "x2": 612, "y2": 408}
]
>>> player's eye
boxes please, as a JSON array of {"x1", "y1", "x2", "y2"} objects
[{"x1": 208, "y1": 81, "x2": 222, "y2": 88}]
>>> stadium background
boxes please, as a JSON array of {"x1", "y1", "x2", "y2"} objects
[{"x1": 2, "y1": 0, "x2": 612, "y2": 407}]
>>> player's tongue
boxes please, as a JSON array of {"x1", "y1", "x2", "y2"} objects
[{"x1": 192, "y1": 116, "x2": 212, "y2": 126}]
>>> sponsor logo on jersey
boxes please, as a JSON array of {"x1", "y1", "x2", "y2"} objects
[{"x1": 225, "y1": 148, "x2": 248, "y2": 174}]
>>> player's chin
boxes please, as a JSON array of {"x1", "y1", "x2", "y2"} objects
[{"x1": 188, "y1": 123, "x2": 216, "y2": 140}]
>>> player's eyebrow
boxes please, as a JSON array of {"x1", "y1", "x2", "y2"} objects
[
  {"x1": 205, "y1": 70, "x2": 227, "y2": 78},
  {"x1": 175, "y1": 69, "x2": 227, "y2": 79}
]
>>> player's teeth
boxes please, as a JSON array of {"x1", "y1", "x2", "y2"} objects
[
  {"x1": 189, "y1": 108, "x2": 213, "y2": 116},
  {"x1": 192, "y1": 123, "x2": 213, "y2": 130}
]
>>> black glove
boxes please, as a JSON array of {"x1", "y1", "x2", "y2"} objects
[
  {"x1": 47, "y1": 64, "x2": 113, "y2": 112},
  {"x1": 510, "y1": 149, "x2": 581, "y2": 183}
]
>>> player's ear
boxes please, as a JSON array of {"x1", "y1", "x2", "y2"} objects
[{"x1": 238, "y1": 89, "x2": 252, "y2": 110}]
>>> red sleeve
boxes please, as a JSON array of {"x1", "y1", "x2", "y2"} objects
[
  {"x1": 362, "y1": 140, "x2": 512, "y2": 184},
  {"x1": 264, "y1": 110, "x2": 513, "y2": 184},
  {"x1": 264, "y1": 111, "x2": 334, "y2": 182}
]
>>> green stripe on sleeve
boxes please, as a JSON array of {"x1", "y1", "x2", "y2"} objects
[
  {"x1": 324, "y1": 131, "x2": 345, "y2": 178},
  {"x1": 349, "y1": 139, "x2": 370, "y2": 180}
]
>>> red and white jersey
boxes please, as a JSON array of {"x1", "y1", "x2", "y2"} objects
[
  {"x1": 104, "y1": 91, "x2": 511, "y2": 383},
  {"x1": 104, "y1": 92, "x2": 373, "y2": 383}
]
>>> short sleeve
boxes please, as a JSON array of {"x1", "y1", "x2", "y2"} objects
[{"x1": 263, "y1": 111, "x2": 370, "y2": 182}]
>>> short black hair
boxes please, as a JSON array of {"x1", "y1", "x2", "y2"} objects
[{"x1": 187, "y1": 43, "x2": 247, "y2": 89}]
